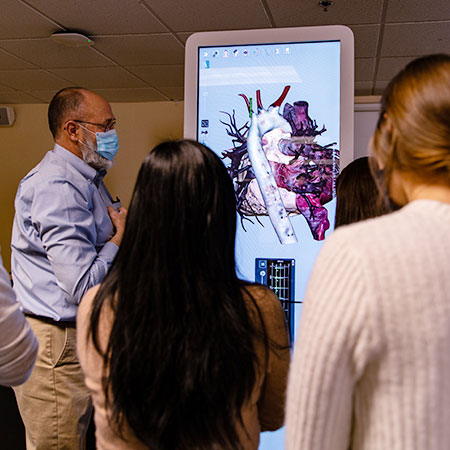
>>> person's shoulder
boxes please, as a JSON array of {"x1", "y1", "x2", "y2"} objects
[
  {"x1": 332, "y1": 200, "x2": 449, "y2": 251},
  {"x1": 243, "y1": 283, "x2": 276, "y2": 300},
  {"x1": 242, "y1": 283, "x2": 282, "y2": 316},
  {"x1": 329, "y1": 208, "x2": 404, "y2": 249},
  {"x1": 36, "y1": 150, "x2": 72, "y2": 180},
  {"x1": 19, "y1": 150, "x2": 71, "y2": 190}
]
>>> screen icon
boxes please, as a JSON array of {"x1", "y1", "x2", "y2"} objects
[
  {"x1": 201, "y1": 119, "x2": 209, "y2": 128},
  {"x1": 204, "y1": 60, "x2": 210, "y2": 69},
  {"x1": 233, "y1": 49, "x2": 239, "y2": 57},
  {"x1": 223, "y1": 49, "x2": 229, "y2": 58},
  {"x1": 243, "y1": 49, "x2": 248, "y2": 56},
  {"x1": 213, "y1": 50, "x2": 219, "y2": 57}
]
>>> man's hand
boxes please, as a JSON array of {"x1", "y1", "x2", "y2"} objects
[{"x1": 107, "y1": 206, "x2": 128, "y2": 247}]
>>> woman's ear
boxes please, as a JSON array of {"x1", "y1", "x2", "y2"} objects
[
  {"x1": 369, "y1": 136, "x2": 385, "y2": 171},
  {"x1": 384, "y1": 113, "x2": 393, "y2": 133}
]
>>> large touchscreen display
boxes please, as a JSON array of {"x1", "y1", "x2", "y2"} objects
[
  {"x1": 197, "y1": 40, "x2": 340, "y2": 316},
  {"x1": 195, "y1": 39, "x2": 342, "y2": 450}
]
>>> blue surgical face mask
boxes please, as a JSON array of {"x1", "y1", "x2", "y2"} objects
[
  {"x1": 95, "y1": 129, "x2": 119, "y2": 160},
  {"x1": 78, "y1": 123, "x2": 119, "y2": 160}
]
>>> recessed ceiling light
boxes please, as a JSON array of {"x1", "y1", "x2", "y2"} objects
[{"x1": 50, "y1": 32, "x2": 94, "y2": 48}]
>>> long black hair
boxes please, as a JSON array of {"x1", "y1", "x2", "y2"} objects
[{"x1": 89, "y1": 140, "x2": 264, "y2": 449}]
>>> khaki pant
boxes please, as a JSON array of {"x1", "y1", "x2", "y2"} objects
[{"x1": 14, "y1": 317, "x2": 93, "y2": 450}]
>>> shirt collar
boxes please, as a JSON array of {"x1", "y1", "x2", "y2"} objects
[{"x1": 53, "y1": 144, "x2": 105, "y2": 184}]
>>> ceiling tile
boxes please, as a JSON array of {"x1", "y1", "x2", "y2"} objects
[
  {"x1": 156, "y1": 86, "x2": 184, "y2": 101},
  {"x1": 0, "y1": 48, "x2": 37, "y2": 70},
  {"x1": 266, "y1": 0, "x2": 383, "y2": 26},
  {"x1": 348, "y1": 25, "x2": 380, "y2": 58},
  {"x1": 355, "y1": 58, "x2": 375, "y2": 81},
  {"x1": 0, "y1": 91, "x2": 44, "y2": 103},
  {"x1": 0, "y1": 0, "x2": 446, "y2": 104},
  {"x1": 381, "y1": 23, "x2": 450, "y2": 57},
  {"x1": 144, "y1": 0, "x2": 270, "y2": 32},
  {"x1": 0, "y1": 0, "x2": 61, "y2": 39},
  {"x1": 93, "y1": 35, "x2": 185, "y2": 65},
  {"x1": 25, "y1": 0, "x2": 166, "y2": 35},
  {"x1": 127, "y1": 65, "x2": 184, "y2": 87},
  {"x1": 25, "y1": 90, "x2": 59, "y2": 102},
  {"x1": 386, "y1": 0, "x2": 450, "y2": 22},
  {"x1": 0, "y1": 39, "x2": 115, "y2": 69},
  {"x1": 374, "y1": 80, "x2": 390, "y2": 95},
  {"x1": 0, "y1": 83, "x2": 14, "y2": 91},
  {"x1": 48, "y1": 67, "x2": 147, "y2": 89},
  {"x1": 355, "y1": 81, "x2": 373, "y2": 96},
  {"x1": 177, "y1": 33, "x2": 193, "y2": 44},
  {"x1": 93, "y1": 88, "x2": 168, "y2": 102},
  {"x1": 0, "y1": 69, "x2": 68, "y2": 90},
  {"x1": 376, "y1": 57, "x2": 416, "y2": 81}
]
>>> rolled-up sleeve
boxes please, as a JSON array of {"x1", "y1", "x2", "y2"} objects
[
  {"x1": 0, "y1": 260, "x2": 38, "y2": 386},
  {"x1": 32, "y1": 178, "x2": 118, "y2": 304}
]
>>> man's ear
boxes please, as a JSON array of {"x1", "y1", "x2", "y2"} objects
[{"x1": 64, "y1": 120, "x2": 79, "y2": 142}]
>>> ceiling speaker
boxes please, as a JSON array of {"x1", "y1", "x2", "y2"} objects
[{"x1": 0, "y1": 106, "x2": 15, "y2": 126}]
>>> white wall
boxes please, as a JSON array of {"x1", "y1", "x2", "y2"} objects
[{"x1": 354, "y1": 102, "x2": 381, "y2": 159}]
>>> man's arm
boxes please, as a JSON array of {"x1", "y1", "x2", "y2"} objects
[
  {"x1": 0, "y1": 259, "x2": 38, "y2": 386},
  {"x1": 32, "y1": 178, "x2": 126, "y2": 304}
]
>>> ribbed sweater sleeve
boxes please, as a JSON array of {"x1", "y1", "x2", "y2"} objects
[{"x1": 285, "y1": 229, "x2": 381, "y2": 450}]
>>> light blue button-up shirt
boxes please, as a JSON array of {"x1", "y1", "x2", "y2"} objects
[{"x1": 11, "y1": 144, "x2": 119, "y2": 321}]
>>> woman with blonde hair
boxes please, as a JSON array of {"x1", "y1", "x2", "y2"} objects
[{"x1": 285, "y1": 54, "x2": 450, "y2": 450}]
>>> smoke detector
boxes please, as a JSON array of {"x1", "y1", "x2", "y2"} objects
[
  {"x1": 50, "y1": 32, "x2": 94, "y2": 48},
  {"x1": 319, "y1": 1, "x2": 334, "y2": 11}
]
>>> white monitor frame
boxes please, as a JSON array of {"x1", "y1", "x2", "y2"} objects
[{"x1": 184, "y1": 25, "x2": 354, "y2": 168}]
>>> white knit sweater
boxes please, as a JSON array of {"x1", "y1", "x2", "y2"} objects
[{"x1": 285, "y1": 199, "x2": 450, "y2": 450}]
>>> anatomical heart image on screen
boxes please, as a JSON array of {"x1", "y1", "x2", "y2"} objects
[{"x1": 220, "y1": 85, "x2": 339, "y2": 244}]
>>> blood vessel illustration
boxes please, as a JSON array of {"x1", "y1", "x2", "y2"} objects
[{"x1": 221, "y1": 86, "x2": 339, "y2": 241}]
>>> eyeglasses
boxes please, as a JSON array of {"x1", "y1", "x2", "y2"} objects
[{"x1": 74, "y1": 119, "x2": 116, "y2": 132}]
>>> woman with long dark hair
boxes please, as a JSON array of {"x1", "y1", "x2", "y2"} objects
[
  {"x1": 286, "y1": 54, "x2": 450, "y2": 449},
  {"x1": 77, "y1": 140, "x2": 289, "y2": 449},
  {"x1": 335, "y1": 156, "x2": 390, "y2": 228}
]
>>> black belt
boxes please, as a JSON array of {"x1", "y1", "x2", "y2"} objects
[{"x1": 24, "y1": 313, "x2": 76, "y2": 328}]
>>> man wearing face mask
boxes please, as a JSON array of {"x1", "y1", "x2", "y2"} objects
[{"x1": 11, "y1": 87, "x2": 127, "y2": 449}]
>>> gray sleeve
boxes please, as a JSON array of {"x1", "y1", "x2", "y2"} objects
[{"x1": 0, "y1": 259, "x2": 38, "y2": 387}]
